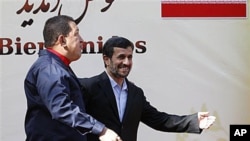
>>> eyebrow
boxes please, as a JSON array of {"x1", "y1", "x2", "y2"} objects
[{"x1": 74, "y1": 28, "x2": 79, "y2": 34}]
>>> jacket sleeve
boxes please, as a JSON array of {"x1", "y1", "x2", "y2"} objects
[
  {"x1": 36, "y1": 64, "x2": 105, "y2": 135},
  {"x1": 140, "y1": 89, "x2": 202, "y2": 134}
]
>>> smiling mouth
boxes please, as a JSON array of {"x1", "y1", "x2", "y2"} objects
[{"x1": 120, "y1": 67, "x2": 129, "y2": 71}]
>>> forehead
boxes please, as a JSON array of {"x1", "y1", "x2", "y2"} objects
[
  {"x1": 68, "y1": 21, "x2": 79, "y2": 32},
  {"x1": 113, "y1": 47, "x2": 133, "y2": 54}
]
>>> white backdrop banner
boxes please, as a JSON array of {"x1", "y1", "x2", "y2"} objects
[{"x1": 1, "y1": 0, "x2": 250, "y2": 141}]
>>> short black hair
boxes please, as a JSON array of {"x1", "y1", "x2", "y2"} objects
[
  {"x1": 102, "y1": 36, "x2": 134, "y2": 58},
  {"x1": 43, "y1": 15, "x2": 75, "y2": 48}
]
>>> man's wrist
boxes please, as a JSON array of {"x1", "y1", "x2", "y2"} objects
[{"x1": 100, "y1": 127, "x2": 107, "y2": 136}]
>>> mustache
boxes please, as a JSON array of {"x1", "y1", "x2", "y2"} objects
[{"x1": 119, "y1": 64, "x2": 130, "y2": 68}]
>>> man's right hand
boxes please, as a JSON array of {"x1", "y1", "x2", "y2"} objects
[{"x1": 99, "y1": 127, "x2": 122, "y2": 141}]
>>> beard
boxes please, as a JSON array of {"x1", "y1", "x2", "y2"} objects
[{"x1": 110, "y1": 64, "x2": 131, "y2": 78}]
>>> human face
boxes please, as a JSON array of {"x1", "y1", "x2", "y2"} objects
[
  {"x1": 105, "y1": 47, "x2": 133, "y2": 80},
  {"x1": 64, "y1": 21, "x2": 83, "y2": 62}
]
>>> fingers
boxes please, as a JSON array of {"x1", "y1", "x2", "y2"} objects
[
  {"x1": 207, "y1": 116, "x2": 216, "y2": 127},
  {"x1": 199, "y1": 115, "x2": 216, "y2": 129},
  {"x1": 116, "y1": 136, "x2": 122, "y2": 141},
  {"x1": 198, "y1": 112, "x2": 209, "y2": 118},
  {"x1": 98, "y1": 128, "x2": 122, "y2": 141}
]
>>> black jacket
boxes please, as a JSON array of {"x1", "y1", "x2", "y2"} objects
[{"x1": 79, "y1": 71, "x2": 202, "y2": 141}]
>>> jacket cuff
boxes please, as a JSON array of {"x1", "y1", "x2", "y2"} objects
[
  {"x1": 91, "y1": 120, "x2": 105, "y2": 135},
  {"x1": 192, "y1": 113, "x2": 203, "y2": 133}
]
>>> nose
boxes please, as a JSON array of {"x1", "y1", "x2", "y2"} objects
[
  {"x1": 79, "y1": 35, "x2": 84, "y2": 49},
  {"x1": 123, "y1": 57, "x2": 130, "y2": 65}
]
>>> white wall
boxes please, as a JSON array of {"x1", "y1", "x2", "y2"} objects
[{"x1": 1, "y1": 0, "x2": 250, "y2": 141}]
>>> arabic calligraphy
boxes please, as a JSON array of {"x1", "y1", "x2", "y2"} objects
[{"x1": 16, "y1": 0, "x2": 115, "y2": 27}]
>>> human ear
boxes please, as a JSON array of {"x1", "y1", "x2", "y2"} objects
[{"x1": 58, "y1": 35, "x2": 67, "y2": 47}]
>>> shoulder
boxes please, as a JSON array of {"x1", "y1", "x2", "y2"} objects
[
  {"x1": 30, "y1": 56, "x2": 67, "y2": 78},
  {"x1": 79, "y1": 75, "x2": 98, "y2": 85},
  {"x1": 126, "y1": 79, "x2": 144, "y2": 94},
  {"x1": 78, "y1": 72, "x2": 105, "y2": 86}
]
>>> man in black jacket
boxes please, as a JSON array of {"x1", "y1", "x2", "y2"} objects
[{"x1": 79, "y1": 36, "x2": 216, "y2": 141}]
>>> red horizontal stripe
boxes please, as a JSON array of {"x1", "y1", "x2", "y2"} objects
[{"x1": 161, "y1": 3, "x2": 247, "y2": 17}]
